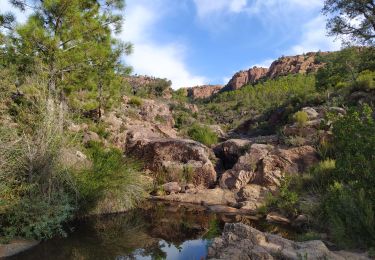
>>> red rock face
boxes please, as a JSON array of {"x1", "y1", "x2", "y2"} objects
[
  {"x1": 223, "y1": 52, "x2": 329, "y2": 92},
  {"x1": 187, "y1": 85, "x2": 223, "y2": 99},
  {"x1": 266, "y1": 52, "x2": 327, "y2": 79},
  {"x1": 224, "y1": 67, "x2": 268, "y2": 91}
]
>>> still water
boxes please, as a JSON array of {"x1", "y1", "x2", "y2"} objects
[{"x1": 11, "y1": 201, "x2": 291, "y2": 260}]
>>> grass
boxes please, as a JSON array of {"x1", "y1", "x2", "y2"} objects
[{"x1": 187, "y1": 124, "x2": 218, "y2": 146}]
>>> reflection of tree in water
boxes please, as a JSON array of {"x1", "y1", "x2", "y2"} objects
[{"x1": 13, "y1": 201, "x2": 292, "y2": 260}]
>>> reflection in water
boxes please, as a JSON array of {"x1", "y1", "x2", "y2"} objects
[{"x1": 11, "y1": 201, "x2": 293, "y2": 260}]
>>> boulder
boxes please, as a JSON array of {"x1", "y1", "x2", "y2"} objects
[
  {"x1": 127, "y1": 138, "x2": 217, "y2": 188},
  {"x1": 214, "y1": 139, "x2": 252, "y2": 170},
  {"x1": 83, "y1": 131, "x2": 101, "y2": 145},
  {"x1": 266, "y1": 212, "x2": 291, "y2": 225},
  {"x1": 162, "y1": 182, "x2": 181, "y2": 194},
  {"x1": 219, "y1": 144, "x2": 318, "y2": 189},
  {"x1": 208, "y1": 223, "x2": 367, "y2": 260},
  {"x1": 302, "y1": 107, "x2": 319, "y2": 120}
]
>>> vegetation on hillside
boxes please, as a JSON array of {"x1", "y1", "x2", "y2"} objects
[{"x1": 0, "y1": 0, "x2": 148, "y2": 241}]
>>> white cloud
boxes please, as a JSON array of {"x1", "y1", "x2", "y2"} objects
[
  {"x1": 0, "y1": 1, "x2": 31, "y2": 24},
  {"x1": 289, "y1": 15, "x2": 342, "y2": 55},
  {"x1": 193, "y1": 0, "x2": 323, "y2": 17},
  {"x1": 252, "y1": 58, "x2": 274, "y2": 68},
  {"x1": 121, "y1": 2, "x2": 206, "y2": 89},
  {"x1": 193, "y1": 0, "x2": 247, "y2": 17}
]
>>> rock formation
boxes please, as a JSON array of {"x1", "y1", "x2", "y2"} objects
[
  {"x1": 222, "y1": 52, "x2": 329, "y2": 92},
  {"x1": 127, "y1": 138, "x2": 217, "y2": 188},
  {"x1": 208, "y1": 223, "x2": 370, "y2": 260},
  {"x1": 218, "y1": 143, "x2": 319, "y2": 190},
  {"x1": 187, "y1": 85, "x2": 223, "y2": 99},
  {"x1": 222, "y1": 67, "x2": 268, "y2": 91}
]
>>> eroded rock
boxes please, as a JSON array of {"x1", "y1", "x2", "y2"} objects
[{"x1": 208, "y1": 223, "x2": 368, "y2": 260}]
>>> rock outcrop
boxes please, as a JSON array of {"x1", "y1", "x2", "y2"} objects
[
  {"x1": 219, "y1": 143, "x2": 319, "y2": 189},
  {"x1": 223, "y1": 67, "x2": 268, "y2": 91},
  {"x1": 222, "y1": 52, "x2": 329, "y2": 92},
  {"x1": 187, "y1": 85, "x2": 223, "y2": 99},
  {"x1": 267, "y1": 52, "x2": 327, "y2": 79},
  {"x1": 124, "y1": 75, "x2": 173, "y2": 99},
  {"x1": 127, "y1": 138, "x2": 217, "y2": 188},
  {"x1": 208, "y1": 223, "x2": 370, "y2": 260}
]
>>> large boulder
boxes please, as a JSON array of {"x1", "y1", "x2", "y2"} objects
[
  {"x1": 219, "y1": 144, "x2": 318, "y2": 189},
  {"x1": 214, "y1": 139, "x2": 252, "y2": 170},
  {"x1": 127, "y1": 138, "x2": 217, "y2": 188},
  {"x1": 208, "y1": 223, "x2": 368, "y2": 260}
]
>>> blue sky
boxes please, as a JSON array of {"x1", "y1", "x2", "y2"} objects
[{"x1": 0, "y1": 0, "x2": 342, "y2": 88}]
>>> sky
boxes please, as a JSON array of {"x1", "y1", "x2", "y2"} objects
[{"x1": 0, "y1": 0, "x2": 342, "y2": 89}]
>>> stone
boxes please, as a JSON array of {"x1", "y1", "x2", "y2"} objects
[
  {"x1": 151, "y1": 188, "x2": 237, "y2": 206},
  {"x1": 187, "y1": 85, "x2": 223, "y2": 99},
  {"x1": 266, "y1": 212, "x2": 291, "y2": 225},
  {"x1": 162, "y1": 182, "x2": 181, "y2": 194},
  {"x1": 83, "y1": 131, "x2": 100, "y2": 145},
  {"x1": 127, "y1": 138, "x2": 217, "y2": 188},
  {"x1": 302, "y1": 107, "x2": 319, "y2": 120},
  {"x1": 208, "y1": 223, "x2": 366, "y2": 260},
  {"x1": 219, "y1": 144, "x2": 318, "y2": 189},
  {"x1": 214, "y1": 139, "x2": 252, "y2": 170},
  {"x1": 0, "y1": 239, "x2": 40, "y2": 258},
  {"x1": 293, "y1": 214, "x2": 309, "y2": 228}
]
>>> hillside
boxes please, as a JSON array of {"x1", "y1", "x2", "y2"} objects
[{"x1": 1, "y1": 0, "x2": 375, "y2": 257}]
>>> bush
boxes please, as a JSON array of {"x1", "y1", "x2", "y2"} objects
[
  {"x1": 187, "y1": 124, "x2": 218, "y2": 146},
  {"x1": 322, "y1": 183, "x2": 375, "y2": 248},
  {"x1": 332, "y1": 105, "x2": 375, "y2": 198},
  {"x1": 128, "y1": 96, "x2": 143, "y2": 107},
  {"x1": 0, "y1": 100, "x2": 77, "y2": 240},
  {"x1": 352, "y1": 70, "x2": 375, "y2": 91},
  {"x1": 265, "y1": 177, "x2": 300, "y2": 217},
  {"x1": 293, "y1": 111, "x2": 308, "y2": 128},
  {"x1": 75, "y1": 142, "x2": 148, "y2": 215}
]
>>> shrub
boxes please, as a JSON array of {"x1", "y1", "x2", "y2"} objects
[
  {"x1": 293, "y1": 111, "x2": 308, "y2": 128},
  {"x1": 352, "y1": 70, "x2": 375, "y2": 91},
  {"x1": 75, "y1": 142, "x2": 147, "y2": 215},
  {"x1": 322, "y1": 183, "x2": 375, "y2": 248},
  {"x1": 332, "y1": 105, "x2": 375, "y2": 198},
  {"x1": 187, "y1": 124, "x2": 218, "y2": 146},
  {"x1": 265, "y1": 177, "x2": 300, "y2": 217},
  {"x1": 285, "y1": 135, "x2": 307, "y2": 146},
  {"x1": 128, "y1": 96, "x2": 143, "y2": 107},
  {"x1": 0, "y1": 100, "x2": 77, "y2": 240}
]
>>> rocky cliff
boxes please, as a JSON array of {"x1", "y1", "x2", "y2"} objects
[
  {"x1": 187, "y1": 85, "x2": 223, "y2": 99},
  {"x1": 223, "y1": 52, "x2": 328, "y2": 92},
  {"x1": 222, "y1": 67, "x2": 268, "y2": 92}
]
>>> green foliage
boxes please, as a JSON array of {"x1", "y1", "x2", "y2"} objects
[
  {"x1": 295, "y1": 231, "x2": 321, "y2": 242},
  {"x1": 332, "y1": 105, "x2": 375, "y2": 197},
  {"x1": 0, "y1": 101, "x2": 77, "y2": 240},
  {"x1": 198, "y1": 74, "x2": 317, "y2": 128},
  {"x1": 75, "y1": 142, "x2": 147, "y2": 215},
  {"x1": 322, "y1": 183, "x2": 375, "y2": 248},
  {"x1": 187, "y1": 124, "x2": 218, "y2": 146},
  {"x1": 128, "y1": 96, "x2": 143, "y2": 107},
  {"x1": 352, "y1": 70, "x2": 375, "y2": 91},
  {"x1": 266, "y1": 177, "x2": 300, "y2": 217},
  {"x1": 323, "y1": 0, "x2": 375, "y2": 45},
  {"x1": 293, "y1": 111, "x2": 308, "y2": 128}
]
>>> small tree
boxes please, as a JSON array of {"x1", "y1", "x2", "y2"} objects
[
  {"x1": 323, "y1": 0, "x2": 375, "y2": 45},
  {"x1": 293, "y1": 111, "x2": 308, "y2": 128}
]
